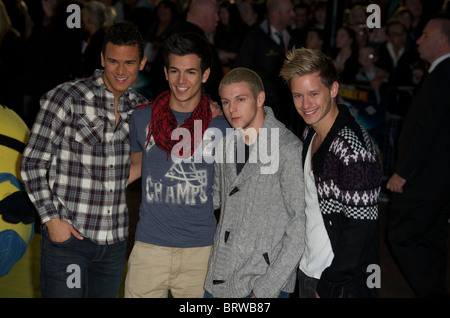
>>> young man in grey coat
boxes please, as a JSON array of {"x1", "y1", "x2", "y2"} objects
[{"x1": 204, "y1": 67, "x2": 306, "y2": 298}]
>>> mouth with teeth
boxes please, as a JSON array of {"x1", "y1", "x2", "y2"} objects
[
  {"x1": 176, "y1": 86, "x2": 188, "y2": 93},
  {"x1": 114, "y1": 76, "x2": 128, "y2": 84},
  {"x1": 303, "y1": 108, "x2": 318, "y2": 117}
]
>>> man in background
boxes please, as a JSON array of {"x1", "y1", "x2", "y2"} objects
[{"x1": 387, "y1": 16, "x2": 450, "y2": 298}]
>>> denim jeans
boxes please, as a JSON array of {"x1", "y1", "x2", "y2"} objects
[
  {"x1": 204, "y1": 290, "x2": 290, "y2": 298},
  {"x1": 40, "y1": 226, "x2": 127, "y2": 298},
  {"x1": 297, "y1": 269, "x2": 319, "y2": 298}
]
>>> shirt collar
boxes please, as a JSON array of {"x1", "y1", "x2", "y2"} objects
[
  {"x1": 269, "y1": 24, "x2": 289, "y2": 40},
  {"x1": 91, "y1": 69, "x2": 106, "y2": 90},
  {"x1": 386, "y1": 42, "x2": 404, "y2": 66},
  {"x1": 89, "y1": 69, "x2": 138, "y2": 107},
  {"x1": 428, "y1": 53, "x2": 450, "y2": 73}
]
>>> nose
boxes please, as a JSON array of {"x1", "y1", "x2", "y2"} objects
[
  {"x1": 229, "y1": 101, "x2": 238, "y2": 113},
  {"x1": 116, "y1": 63, "x2": 126, "y2": 75},
  {"x1": 416, "y1": 35, "x2": 423, "y2": 46},
  {"x1": 301, "y1": 96, "x2": 312, "y2": 110},
  {"x1": 178, "y1": 72, "x2": 187, "y2": 84}
]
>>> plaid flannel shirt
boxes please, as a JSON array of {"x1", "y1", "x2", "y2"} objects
[{"x1": 21, "y1": 70, "x2": 148, "y2": 244}]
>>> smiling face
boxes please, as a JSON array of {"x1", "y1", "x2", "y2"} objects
[
  {"x1": 164, "y1": 53, "x2": 210, "y2": 112},
  {"x1": 220, "y1": 81, "x2": 265, "y2": 132},
  {"x1": 290, "y1": 72, "x2": 339, "y2": 131},
  {"x1": 101, "y1": 43, "x2": 146, "y2": 99}
]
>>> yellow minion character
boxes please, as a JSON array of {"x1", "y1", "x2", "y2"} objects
[{"x1": 0, "y1": 105, "x2": 35, "y2": 276}]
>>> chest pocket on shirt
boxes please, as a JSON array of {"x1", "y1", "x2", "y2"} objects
[
  {"x1": 75, "y1": 113, "x2": 104, "y2": 146},
  {"x1": 116, "y1": 113, "x2": 131, "y2": 143}
]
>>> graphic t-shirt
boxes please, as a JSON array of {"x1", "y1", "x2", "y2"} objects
[{"x1": 130, "y1": 104, "x2": 229, "y2": 247}]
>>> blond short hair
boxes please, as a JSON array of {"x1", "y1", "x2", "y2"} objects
[
  {"x1": 219, "y1": 67, "x2": 265, "y2": 99},
  {"x1": 280, "y1": 48, "x2": 338, "y2": 88}
]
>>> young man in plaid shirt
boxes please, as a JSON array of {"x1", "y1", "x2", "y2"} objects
[{"x1": 21, "y1": 22, "x2": 148, "y2": 298}]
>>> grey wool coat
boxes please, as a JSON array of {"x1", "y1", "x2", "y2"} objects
[{"x1": 204, "y1": 107, "x2": 306, "y2": 298}]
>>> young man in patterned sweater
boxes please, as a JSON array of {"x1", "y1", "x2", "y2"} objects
[{"x1": 280, "y1": 48, "x2": 382, "y2": 298}]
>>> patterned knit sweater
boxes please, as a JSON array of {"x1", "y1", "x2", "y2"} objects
[{"x1": 302, "y1": 104, "x2": 382, "y2": 298}]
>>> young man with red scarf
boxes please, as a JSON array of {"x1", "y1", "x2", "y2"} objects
[{"x1": 124, "y1": 32, "x2": 230, "y2": 298}]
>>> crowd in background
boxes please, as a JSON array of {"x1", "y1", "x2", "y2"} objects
[{"x1": 1, "y1": 0, "x2": 450, "y2": 182}]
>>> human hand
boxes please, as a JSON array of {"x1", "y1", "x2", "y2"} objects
[
  {"x1": 386, "y1": 173, "x2": 406, "y2": 193},
  {"x1": 45, "y1": 218, "x2": 84, "y2": 242},
  {"x1": 210, "y1": 101, "x2": 223, "y2": 118},
  {"x1": 412, "y1": 68, "x2": 425, "y2": 80}
]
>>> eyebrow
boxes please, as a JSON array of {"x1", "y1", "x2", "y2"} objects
[
  {"x1": 292, "y1": 90, "x2": 319, "y2": 95},
  {"x1": 106, "y1": 57, "x2": 138, "y2": 63},
  {"x1": 221, "y1": 93, "x2": 249, "y2": 100},
  {"x1": 167, "y1": 66, "x2": 199, "y2": 72}
]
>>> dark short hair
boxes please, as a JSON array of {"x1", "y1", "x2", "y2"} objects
[
  {"x1": 384, "y1": 18, "x2": 407, "y2": 36},
  {"x1": 163, "y1": 32, "x2": 213, "y2": 74},
  {"x1": 102, "y1": 22, "x2": 145, "y2": 61}
]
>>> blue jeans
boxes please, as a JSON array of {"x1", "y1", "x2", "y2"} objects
[
  {"x1": 40, "y1": 226, "x2": 127, "y2": 298},
  {"x1": 204, "y1": 290, "x2": 290, "y2": 298},
  {"x1": 297, "y1": 269, "x2": 319, "y2": 298}
]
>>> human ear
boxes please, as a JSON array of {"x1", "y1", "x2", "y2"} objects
[{"x1": 202, "y1": 68, "x2": 211, "y2": 83}]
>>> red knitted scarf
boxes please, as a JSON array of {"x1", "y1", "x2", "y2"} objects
[{"x1": 146, "y1": 90, "x2": 212, "y2": 159}]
